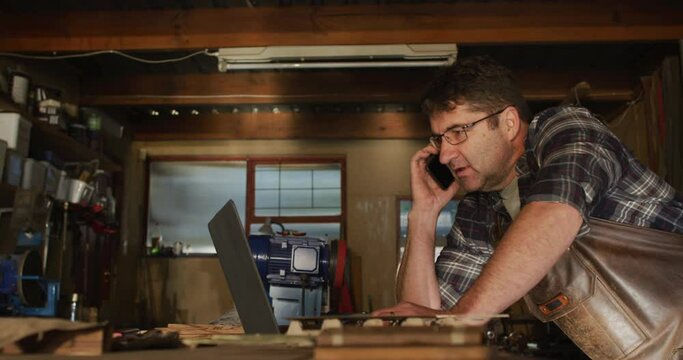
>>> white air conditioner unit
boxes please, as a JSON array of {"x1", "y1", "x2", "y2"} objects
[{"x1": 215, "y1": 44, "x2": 457, "y2": 71}]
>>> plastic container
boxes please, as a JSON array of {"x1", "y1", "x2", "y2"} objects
[
  {"x1": 3, "y1": 149, "x2": 24, "y2": 186},
  {"x1": 9, "y1": 72, "x2": 30, "y2": 106},
  {"x1": 87, "y1": 113, "x2": 102, "y2": 151},
  {"x1": 55, "y1": 170, "x2": 69, "y2": 201},
  {"x1": 0, "y1": 112, "x2": 32, "y2": 157},
  {"x1": 41, "y1": 161, "x2": 58, "y2": 196},
  {"x1": 35, "y1": 150, "x2": 64, "y2": 169},
  {"x1": 21, "y1": 158, "x2": 47, "y2": 191}
]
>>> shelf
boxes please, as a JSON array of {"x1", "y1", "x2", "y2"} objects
[{"x1": 0, "y1": 95, "x2": 121, "y2": 172}]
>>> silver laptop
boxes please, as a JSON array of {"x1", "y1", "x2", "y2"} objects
[{"x1": 208, "y1": 199, "x2": 280, "y2": 334}]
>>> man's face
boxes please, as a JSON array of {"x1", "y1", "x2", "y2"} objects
[{"x1": 429, "y1": 103, "x2": 518, "y2": 193}]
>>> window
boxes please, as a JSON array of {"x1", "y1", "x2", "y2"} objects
[
  {"x1": 147, "y1": 160, "x2": 247, "y2": 254},
  {"x1": 397, "y1": 197, "x2": 461, "y2": 262},
  {"x1": 146, "y1": 156, "x2": 345, "y2": 254},
  {"x1": 247, "y1": 159, "x2": 345, "y2": 241}
]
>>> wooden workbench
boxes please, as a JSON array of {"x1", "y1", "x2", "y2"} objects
[{"x1": 0, "y1": 344, "x2": 539, "y2": 360}]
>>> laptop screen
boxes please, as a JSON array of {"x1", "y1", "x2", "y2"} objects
[{"x1": 208, "y1": 199, "x2": 280, "y2": 334}]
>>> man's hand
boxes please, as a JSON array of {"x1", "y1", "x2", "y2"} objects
[
  {"x1": 372, "y1": 302, "x2": 490, "y2": 326},
  {"x1": 410, "y1": 145, "x2": 459, "y2": 215},
  {"x1": 371, "y1": 301, "x2": 444, "y2": 317}
]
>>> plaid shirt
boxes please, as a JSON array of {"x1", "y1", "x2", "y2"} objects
[{"x1": 436, "y1": 106, "x2": 683, "y2": 308}]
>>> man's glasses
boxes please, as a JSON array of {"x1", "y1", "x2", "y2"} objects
[{"x1": 429, "y1": 106, "x2": 511, "y2": 148}]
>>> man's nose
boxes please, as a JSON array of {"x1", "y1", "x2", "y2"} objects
[{"x1": 439, "y1": 142, "x2": 461, "y2": 164}]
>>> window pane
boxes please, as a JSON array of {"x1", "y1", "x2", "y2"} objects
[
  {"x1": 313, "y1": 169, "x2": 341, "y2": 188},
  {"x1": 280, "y1": 170, "x2": 312, "y2": 189},
  {"x1": 281, "y1": 189, "x2": 312, "y2": 208},
  {"x1": 313, "y1": 189, "x2": 340, "y2": 209},
  {"x1": 255, "y1": 167, "x2": 279, "y2": 189},
  {"x1": 148, "y1": 161, "x2": 247, "y2": 254},
  {"x1": 255, "y1": 189, "x2": 279, "y2": 209}
]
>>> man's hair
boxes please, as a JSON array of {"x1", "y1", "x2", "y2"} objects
[{"x1": 421, "y1": 56, "x2": 532, "y2": 125}]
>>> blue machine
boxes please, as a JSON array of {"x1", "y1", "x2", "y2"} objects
[
  {"x1": 0, "y1": 250, "x2": 60, "y2": 317},
  {"x1": 249, "y1": 234, "x2": 333, "y2": 325}
]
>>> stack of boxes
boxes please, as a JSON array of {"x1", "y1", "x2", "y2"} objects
[{"x1": 0, "y1": 112, "x2": 82, "y2": 203}]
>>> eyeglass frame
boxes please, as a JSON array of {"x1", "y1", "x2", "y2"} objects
[{"x1": 429, "y1": 105, "x2": 512, "y2": 148}]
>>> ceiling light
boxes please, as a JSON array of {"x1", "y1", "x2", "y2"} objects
[{"x1": 215, "y1": 44, "x2": 457, "y2": 71}]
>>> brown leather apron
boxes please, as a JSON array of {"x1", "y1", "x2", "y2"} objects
[{"x1": 524, "y1": 218, "x2": 683, "y2": 359}]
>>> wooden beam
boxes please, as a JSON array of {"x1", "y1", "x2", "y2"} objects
[
  {"x1": 81, "y1": 69, "x2": 635, "y2": 106},
  {"x1": 1, "y1": 2, "x2": 683, "y2": 52},
  {"x1": 131, "y1": 112, "x2": 429, "y2": 141},
  {"x1": 81, "y1": 70, "x2": 436, "y2": 105}
]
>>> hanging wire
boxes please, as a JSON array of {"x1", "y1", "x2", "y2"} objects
[{"x1": 0, "y1": 49, "x2": 212, "y2": 64}]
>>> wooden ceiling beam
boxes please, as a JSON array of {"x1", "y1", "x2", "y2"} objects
[
  {"x1": 131, "y1": 112, "x2": 429, "y2": 141},
  {"x1": 2, "y1": 2, "x2": 683, "y2": 52},
  {"x1": 81, "y1": 69, "x2": 636, "y2": 106},
  {"x1": 81, "y1": 70, "x2": 436, "y2": 105}
]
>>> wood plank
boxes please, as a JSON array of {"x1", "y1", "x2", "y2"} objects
[
  {"x1": 82, "y1": 69, "x2": 634, "y2": 106},
  {"x1": 3, "y1": 325, "x2": 110, "y2": 356},
  {"x1": 81, "y1": 70, "x2": 437, "y2": 106},
  {"x1": 131, "y1": 112, "x2": 430, "y2": 141},
  {"x1": 1, "y1": 2, "x2": 683, "y2": 51},
  {"x1": 314, "y1": 345, "x2": 489, "y2": 360},
  {"x1": 316, "y1": 326, "x2": 483, "y2": 347},
  {"x1": 156, "y1": 324, "x2": 244, "y2": 339}
]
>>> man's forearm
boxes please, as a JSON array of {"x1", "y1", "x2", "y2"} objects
[
  {"x1": 396, "y1": 210, "x2": 442, "y2": 309},
  {"x1": 451, "y1": 202, "x2": 583, "y2": 315}
]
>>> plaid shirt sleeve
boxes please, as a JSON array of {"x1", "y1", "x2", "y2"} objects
[
  {"x1": 525, "y1": 107, "x2": 621, "y2": 225},
  {"x1": 525, "y1": 106, "x2": 683, "y2": 233}
]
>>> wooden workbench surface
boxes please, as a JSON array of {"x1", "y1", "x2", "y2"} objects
[
  {"x1": 0, "y1": 344, "x2": 312, "y2": 360},
  {"x1": 0, "y1": 344, "x2": 541, "y2": 360}
]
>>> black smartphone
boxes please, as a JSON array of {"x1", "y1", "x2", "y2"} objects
[{"x1": 426, "y1": 154, "x2": 455, "y2": 190}]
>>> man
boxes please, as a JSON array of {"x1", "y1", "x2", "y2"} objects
[{"x1": 374, "y1": 56, "x2": 683, "y2": 359}]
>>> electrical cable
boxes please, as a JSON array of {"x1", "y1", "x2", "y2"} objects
[{"x1": 0, "y1": 49, "x2": 212, "y2": 64}]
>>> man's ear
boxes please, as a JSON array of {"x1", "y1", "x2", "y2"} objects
[{"x1": 504, "y1": 107, "x2": 522, "y2": 141}]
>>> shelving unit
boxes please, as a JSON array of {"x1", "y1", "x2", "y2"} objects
[{"x1": 0, "y1": 94, "x2": 121, "y2": 172}]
